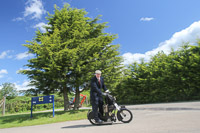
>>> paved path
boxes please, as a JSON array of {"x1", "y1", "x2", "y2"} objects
[{"x1": 1, "y1": 101, "x2": 200, "y2": 133}]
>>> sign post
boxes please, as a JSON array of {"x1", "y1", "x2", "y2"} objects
[{"x1": 31, "y1": 95, "x2": 55, "y2": 118}]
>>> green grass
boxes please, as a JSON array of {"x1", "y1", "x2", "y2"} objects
[
  {"x1": 0, "y1": 109, "x2": 89, "y2": 129},
  {"x1": 0, "y1": 107, "x2": 65, "y2": 116}
]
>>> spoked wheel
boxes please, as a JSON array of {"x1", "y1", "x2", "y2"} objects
[
  {"x1": 117, "y1": 108, "x2": 133, "y2": 123},
  {"x1": 87, "y1": 110, "x2": 112, "y2": 125},
  {"x1": 87, "y1": 110, "x2": 96, "y2": 125},
  {"x1": 89, "y1": 118, "x2": 96, "y2": 125}
]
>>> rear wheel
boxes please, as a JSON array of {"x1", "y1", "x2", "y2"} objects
[
  {"x1": 117, "y1": 108, "x2": 133, "y2": 123},
  {"x1": 87, "y1": 110, "x2": 96, "y2": 125}
]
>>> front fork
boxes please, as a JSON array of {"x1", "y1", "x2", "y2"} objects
[
  {"x1": 114, "y1": 102, "x2": 121, "y2": 111},
  {"x1": 114, "y1": 103, "x2": 126, "y2": 121}
]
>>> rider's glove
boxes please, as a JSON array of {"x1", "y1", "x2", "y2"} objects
[
  {"x1": 105, "y1": 90, "x2": 110, "y2": 94},
  {"x1": 102, "y1": 92, "x2": 107, "y2": 96}
]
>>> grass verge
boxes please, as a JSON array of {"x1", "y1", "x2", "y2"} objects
[{"x1": 0, "y1": 109, "x2": 89, "y2": 129}]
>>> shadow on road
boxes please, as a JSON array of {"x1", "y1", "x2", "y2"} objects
[
  {"x1": 61, "y1": 122, "x2": 123, "y2": 129},
  {"x1": 62, "y1": 124, "x2": 94, "y2": 128}
]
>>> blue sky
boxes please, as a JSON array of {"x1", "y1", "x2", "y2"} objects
[{"x1": 1, "y1": 0, "x2": 200, "y2": 91}]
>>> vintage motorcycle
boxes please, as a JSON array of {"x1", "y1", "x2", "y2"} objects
[{"x1": 87, "y1": 92, "x2": 133, "y2": 125}]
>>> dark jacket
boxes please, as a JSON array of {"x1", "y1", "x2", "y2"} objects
[{"x1": 90, "y1": 76, "x2": 107, "y2": 103}]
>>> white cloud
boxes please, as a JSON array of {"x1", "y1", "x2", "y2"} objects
[
  {"x1": 140, "y1": 17, "x2": 154, "y2": 21},
  {"x1": 12, "y1": 17, "x2": 24, "y2": 21},
  {"x1": 0, "y1": 69, "x2": 8, "y2": 79},
  {"x1": 0, "y1": 51, "x2": 8, "y2": 59},
  {"x1": 122, "y1": 53, "x2": 147, "y2": 65},
  {"x1": 0, "y1": 50, "x2": 13, "y2": 59},
  {"x1": 0, "y1": 69, "x2": 8, "y2": 74},
  {"x1": 24, "y1": 0, "x2": 46, "y2": 20},
  {"x1": 33, "y1": 22, "x2": 49, "y2": 33},
  {"x1": 16, "y1": 51, "x2": 34, "y2": 60},
  {"x1": 123, "y1": 20, "x2": 200, "y2": 65},
  {"x1": 14, "y1": 80, "x2": 34, "y2": 91},
  {"x1": 13, "y1": 0, "x2": 46, "y2": 21}
]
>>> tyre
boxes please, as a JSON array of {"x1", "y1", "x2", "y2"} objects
[
  {"x1": 87, "y1": 110, "x2": 96, "y2": 125},
  {"x1": 117, "y1": 108, "x2": 133, "y2": 123}
]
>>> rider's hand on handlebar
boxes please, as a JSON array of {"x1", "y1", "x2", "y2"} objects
[
  {"x1": 102, "y1": 92, "x2": 108, "y2": 96},
  {"x1": 105, "y1": 90, "x2": 111, "y2": 94},
  {"x1": 102, "y1": 90, "x2": 111, "y2": 96}
]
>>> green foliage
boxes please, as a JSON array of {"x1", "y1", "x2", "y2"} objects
[
  {"x1": 0, "y1": 82, "x2": 17, "y2": 100},
  {"x1": 115, "y1": 43, "x2": 200, "y2": 104},
  {"x1": 3, "y1": 91, "x2": 90, "y2": 114},
  {"x1": 19, "y1": 4, "x2": 123, "y2": 110},
  {"x1": 4, "y1": 94, "x2": 60, "y2": 113},
  {"x1": 0, "y1": 109, "x2": 88, "y2": 128}
]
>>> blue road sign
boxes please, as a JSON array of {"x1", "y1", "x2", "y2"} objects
[{"x1": 31, "y1": 95, "x2": 55, "y2": 118}]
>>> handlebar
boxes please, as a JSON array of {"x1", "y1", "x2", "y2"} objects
[{"x1": 102, "y1": 91, "x2": 111, "y2": 96}]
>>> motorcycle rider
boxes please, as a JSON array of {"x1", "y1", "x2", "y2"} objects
[{"x1": 90, "y1": 70, "x2": 110, "y2": 124}]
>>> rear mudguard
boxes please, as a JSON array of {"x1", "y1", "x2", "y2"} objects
[{"x1": 87, "y1": 110, "x2": 94, "y2": 119}]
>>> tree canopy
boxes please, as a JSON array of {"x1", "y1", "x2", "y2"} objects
[
  {"x1": 20, "y1": 4, "x2": 123, "y2": 110},
  {"x1": 114, "y1": 43, "x2": 200, "y2": 104},
  {"x1": 0, "y1": 82, "x2": 17, "y2": 100}
]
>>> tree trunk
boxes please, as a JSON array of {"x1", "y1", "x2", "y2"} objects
[
  {"x1": 74, "y1": 84, "x2": 80, "y2": 110},
  {"x1": 63, "y1": 85, "x2": 70, "y2": 111}
]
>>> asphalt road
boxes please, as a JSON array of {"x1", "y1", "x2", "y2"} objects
[{"x1": 1, "y1": 101, "x2": 200, "y2": 133}]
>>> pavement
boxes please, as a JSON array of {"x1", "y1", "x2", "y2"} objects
[{"x1": 1, "y1": 101, "x2": 200, "y2": 133}]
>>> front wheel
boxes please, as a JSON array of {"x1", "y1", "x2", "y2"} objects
[{"x1": 117, "y1": 108, "x2": 133, "y2": 123}]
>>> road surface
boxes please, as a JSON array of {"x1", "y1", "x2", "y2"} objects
[{"x1": 1, "y1": 101, "x2": 200, "y2": 133}]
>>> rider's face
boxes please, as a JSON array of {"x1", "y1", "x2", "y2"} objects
[{"x1": 96, "y1": 73, "x2": 101, "y2": 79}]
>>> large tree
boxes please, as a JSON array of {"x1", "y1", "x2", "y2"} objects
[{"x1": 20, "y1": 4, "x2": 123, "y2": 110}]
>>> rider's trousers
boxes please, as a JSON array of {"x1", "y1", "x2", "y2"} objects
[{"x1": 92, "y1": 99, "x2": 103, "y2": 121}]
